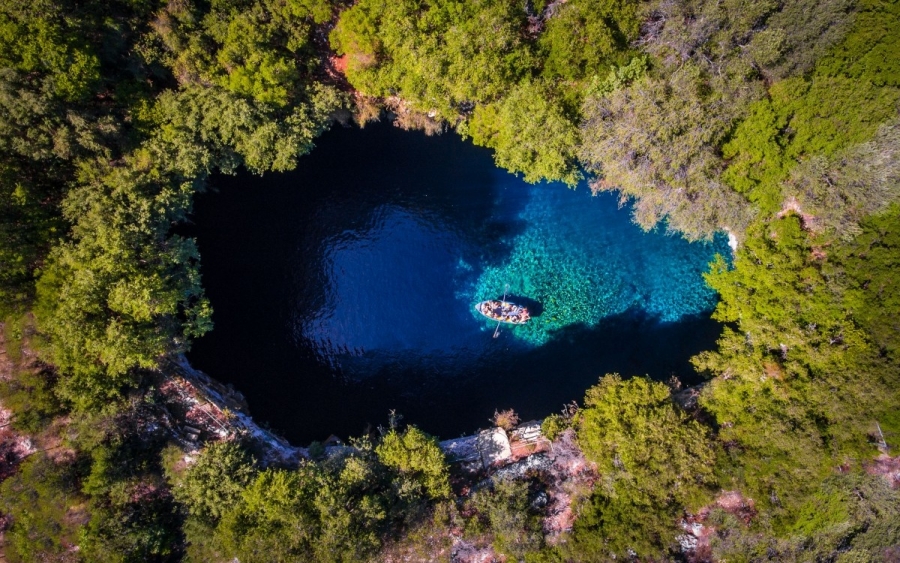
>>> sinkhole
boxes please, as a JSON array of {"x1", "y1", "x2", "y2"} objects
[{"x1": 183, "y1": 122, "x2": 730, "y2": 443}]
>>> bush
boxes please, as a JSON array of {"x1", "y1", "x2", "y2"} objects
[
  {"x1": 171, "y1": 441, "x2": 257, "y2": 523},
  {"x1": 491, "y1": 408, "x2": 520, "y2": 432},
  {"x1": 376, "y1": 426, "x2": 451, "y2": 500},
  {"x1": 0, "y1": 453, "x2": 83, "y2": 562},
  {"x1": 468, "y1": 478, "x2": 544, "y2": 559}
]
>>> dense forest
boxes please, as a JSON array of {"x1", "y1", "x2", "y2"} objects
[{"x1": 0, "y1": 0, "x2": 898, "y2": 560}]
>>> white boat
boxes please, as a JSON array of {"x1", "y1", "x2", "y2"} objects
[{"x1": 476, "y1": 300, "x2": 531, "y2": 325}]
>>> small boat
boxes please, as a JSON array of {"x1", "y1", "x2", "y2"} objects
[{"x1": 476, "y1": 300, "x2": 531, "y2": 325}]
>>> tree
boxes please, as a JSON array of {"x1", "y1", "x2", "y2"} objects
[
  {"x1": 783, "y1": 119, "x2": 900, "y2": 237},
  {"x1": 152, "y1": 0, "x2": 334, "y2": 105},
  {"x1": 0, "y1": 2, "x2": 100, "y2": 102},
  {"x1": 464, "y1": 80, "x2": 581, "y2": 186},
  {"x1": 568, "y1": 374, "x2": 716, "y2": 558},
  {"x1": 538, "y1": 0, "x2": 639, "y2": 82},
  {"x1": 0, "y1": 453, "x2": 83, "y2": 563},
  {"x1": 214, "y1": 467, "x2": 322, "y2": 562},
  {"x1": 580, "y1": 64, "x2": 760, "y2": 239},
  {"x1": 694, "y1": 213, "x2": 900, "y2": 527},
  {"x1": 468, "y1": 478, "x2": 544, "y2": 559},
  {"x1": 172, "y1": 441, "x2": 257, "y2": 523},
  {"x1": 330, "y1": 0, "x2": 535, "y2": 120},
  {"x1": 376, "y1": 426, "x2": 451, "y2": 500}
]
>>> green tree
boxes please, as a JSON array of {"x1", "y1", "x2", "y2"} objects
[
  {"x1": 567, "y1": 374, "x2": 716, "y2": 558},
  {"x1": 783, "y1": 119, "x2": 900, "y2": 238},
  {"x1": 695, "y1": 214, "x2": 900, "y2": 527},
  {"x1": 79, "y1": 488, "x2": 184, "y2": 563},
  {"x1": 464, "y1": 80, "x2": 581, "y2": 186},
  {"x1": 173, "y1": 441, "x2": 257, "y2": 523},
  {"x1": 468, "y1": 478, "x2": 544, "y2": 559},
  {"x1": 0, "y1": 2, "x2": 100, "y2": 101},
  {"x1": 331, "y1": 0, "x2": 535, "y2": 120},
  {"x1": 538, "y1": 0, "x2": 639, "y2": 82},
  {"x1": 152, "y1": 0, "x2": 334, "y2": 105},
  {"x1": 0, "y1": 453, "x2": 83, "y2": 563},
  {"x1": 214, "y1": 466, "x2": 322, "y2": 562},
  {"x1": 581, "y1": 63, "x2": 760, "y2": 239},
  {"x1": 376, "y1": 426, "x2": 451, "y2": 500}
]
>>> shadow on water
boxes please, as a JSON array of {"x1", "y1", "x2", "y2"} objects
[
  {"x1": 184, "y1": 121, "x2": 724, "y2": 444},
  {"x1": 505, "y1": 295, "x2": 544, "y2": 317},
  {"x1": 187, "y1": 307, "x2": 721, "y2": 444},
  {"x1": 370, "y1": 308, "x2": 721, "y2": 439}
]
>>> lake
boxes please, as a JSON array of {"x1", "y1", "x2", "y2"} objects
[{"x1": 184, "y1": 122, "x2": 730, "y2": 444}]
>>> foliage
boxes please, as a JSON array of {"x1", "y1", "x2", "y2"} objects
[
  {"x1": 568, "y1": 374, "x2": 716, "y2": 558},
  {"x1": 491, "y1": 408, "x2": 520, "y2": 432},
  {"x1": 463, "y1": 80, "x2": 582, "y2": 186},
  {"x1": 79, "y1": 486, "x2": 184, "y2": 563},
  {"x1": 578, "y1": 0, "x2": 898, "y2": 239},
  {"x1": 330, "y1": 0, "x2": 642, "y2": 184},
  {"x1": 33, "y1": 164, "x2": 211, "y2": 409},
  {"x1": 695, "y1": 213, "x2": 900, "y2": 527},
  {"x1": 172, "y1": 440, "x2": 257, "y2": 523},
  {"x1": 538, "y1": 0, "x2": 639, "y2": 82},
  {"x1": 0, "y1": 157, "x2": 67, "y2": 315},
  {"x1": 32, "y1": 81, "x2": 339, "y2": 409},
  {"x1": 375, "y1": 426, "x2": 451, "y2": 500},
  {"x1": 69, "y1": 404, "x2": 187, "y2": 562},
  {"x1": 152, "y1": 0, "x2": 334, "y2": 106},
  {"x1": 784, "y1": 119, "x2": 900, "y2": 237},
  {"x1": 178, "y1": 452, "x2": 392, "y2": 562},
  {"x1": 747, "y1": 0, "x2": 855, "y2": 80},
  {"x1": 468, "y1": 478, "x2": 544, "y2": 559},
  {"x1": 0, "y1": 0, "x2": 899, "y2": 558},
  {"x1": 722, "y1": 77, "x2": 900, "y2": 213},
  {"x1": 213, "y1": 466, "x2": 323, "y2": 562},
  {"x1": 583, "y1": 55, "x2": 648, "y2": 99},
  {"x1": 700, "y1": 217, "x2": 864, "y2": 372},
  {"x1": 330, "y1": 0, "x2": 535, "y2": 119},
  {"x1": 175, "y1": 429, "x2": 451, "y2": 562},
  {"x1": 540, "y1": 414, "x2": 569, "y2": 441},
  {"x1": 0, "y1": 364, "x2": 63, "y2": 433},
  {"x1": 0, "y1": 1, "x2": 100, "y2": 102},
  {"x1": 705, "y1": 474, "x2": 900, "y2": 562},
  {"x1": 147, "y1": 84, "x2": 341, "y2": 176},
  {"x1": 816, "y1": 0, "x2": 900, "y2": 87},
  {"x1": 0, "y1": 453, "x2": 83, "y2": 563},
  {"x1": 580, "y1": 61, "x2": 761, "y2": 240},
  {"x1": 836, "y1": 207, "x2": 900, "y2": 361}
]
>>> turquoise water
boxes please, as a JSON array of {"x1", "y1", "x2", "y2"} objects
[
  {"x1": 469, "y1": 182, "x2": 728, "y2": 345},
  {"x1": 186, "y1": 123, "x2": 729, "y2": 442}
]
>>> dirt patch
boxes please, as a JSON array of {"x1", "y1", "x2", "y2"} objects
[
  {"x1": 451, "y1": 538, "x2": 501, "y2": 563},
  {"x1": 777, "y1": 196, "x2": 819, "y2": 231},
  {"x1": 866, "y1": 454, "x2": 900, "y2": 488},
  {"x1": 541, "y1": 429, "x2": 598, "y2": 539},
  {"x1": 679, "y1": 490, "x2": 757, "y2": 559},
  {"x1": 0, "y1": 323, "x2": 40, "y2": 481}
]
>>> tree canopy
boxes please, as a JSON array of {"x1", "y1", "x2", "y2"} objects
[{"x1": 0, "y1": 0, "x2": 899, "y2": 559}]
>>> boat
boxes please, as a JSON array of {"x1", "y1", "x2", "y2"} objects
[{"x1": 476, "y1": 300, "x2": 531, "y2": 325}]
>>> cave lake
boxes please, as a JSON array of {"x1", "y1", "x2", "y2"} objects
[{"x1": 183, "y1": 122, "x2": 731, "y2": 444}]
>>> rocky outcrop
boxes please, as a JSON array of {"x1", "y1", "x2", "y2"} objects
[{"x1": 161, "y1": 355, "x2": 308, "y2": 466}]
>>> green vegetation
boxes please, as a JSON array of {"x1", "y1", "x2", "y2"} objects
[
  {"x1": 561, "y1": 375, "x2": 716, "y2": 559},
  {"x1": 0, "y1": 0, "x2": 899, "y2": 560},
  {"x1": 376, "y1": 427, "x2": 451, "y2": 500},
  {"x1": 0, "y1": 453, "x2": 83, "y2": 562},
  {"x1": 330, "y1": 0, "x2": 639, "y2": 184},
  {"x1": 468, "y1": 478, "x2": 544, "y2": 559},
  {"x1": 696, "y1": 210, "x2": 900, "y2": 529},
  {"x1": 168, "y1": 432, "x2": 455, "y2": 562}
]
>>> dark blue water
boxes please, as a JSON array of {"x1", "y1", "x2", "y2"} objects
[{"x1": 185, "y1": 122, "x2": 729, "y2": 444}]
